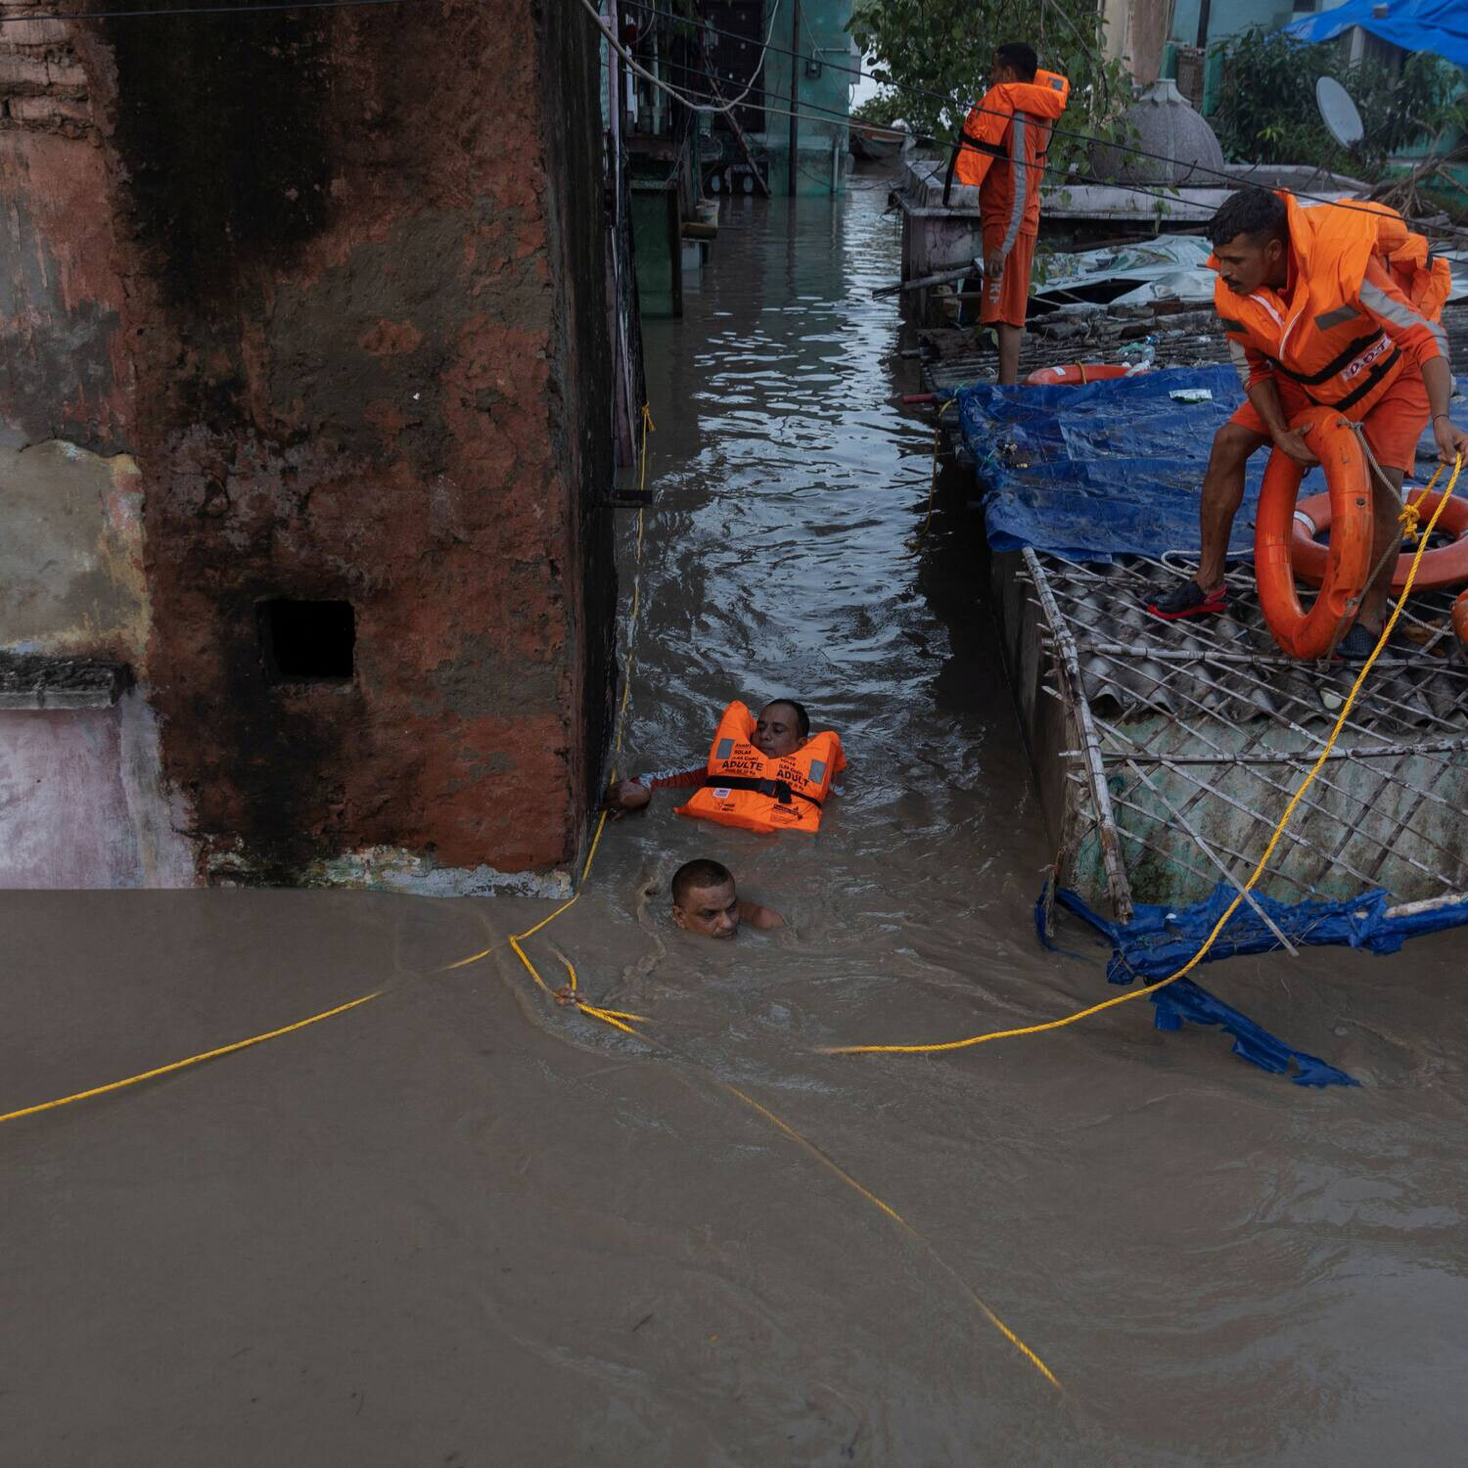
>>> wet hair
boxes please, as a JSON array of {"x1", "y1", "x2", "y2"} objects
[
  {"x1": 995, "y1": 42, "x2": 1038, "y2": 83},
  {"x1": 672, "y1": 858, "x2": 734, "y2": 905},
  {"x1": 761, "y1": 698, "x2": 810, "y2": 738},
  {"x1": 1208, "y1": 189, "x2": 1287, "y2": 249}
]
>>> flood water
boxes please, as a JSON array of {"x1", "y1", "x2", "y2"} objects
[{"x1": 6, "y1": 181, "x2": 1467, "y2": 1465}]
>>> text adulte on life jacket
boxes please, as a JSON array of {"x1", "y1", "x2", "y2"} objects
[{"x1": 674, "y1": 701, "x2": 846, "y2": 836}]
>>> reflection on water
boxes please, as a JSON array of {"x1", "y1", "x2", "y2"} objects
[{"x1": 5, "y1": 183, "x2": 1466, "y2": 1465}]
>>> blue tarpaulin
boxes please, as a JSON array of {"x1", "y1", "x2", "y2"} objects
[
  {"x1": 956, "y1": 366, "x2": 1277, "y2": 560},
  {"x1": 955, "y1": 364, "x2": 1465, "y2": 561},
  {"x1": 1284, "y1": 0, "x2": 1468, "y2": 73},
  {"x1": 957, "y1": 366, "x2": 1468, "y2": 1085}
]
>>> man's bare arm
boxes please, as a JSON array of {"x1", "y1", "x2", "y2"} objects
[
  {"x1": 738, "y1": 900, "x2": 784, "y2": 930},
  {"x1": 1247, "y1": 375, "x2": 1319, "y2": 467},
  {"x1": 1421, "y1": 357, "x2": 1468, "y2": 462}
]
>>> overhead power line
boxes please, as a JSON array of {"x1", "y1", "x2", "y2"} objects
[
  {"x1": 0, "y1": 0, "x2": 416, "y2": 21},
  {"x1": 632, "y1": 48, "x2": 1312, "y2": 225},
  {"x1": 613, "y1": 0, "x2": 1468, "y2": 241},
  {"x1": 582, "y1": 0, "x2": 782, "y2": 117}
]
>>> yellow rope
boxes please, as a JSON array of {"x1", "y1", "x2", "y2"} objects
[
  {"x1": 445, "y1": 403, "x2": 656, "y2": 985},
  {"x1": 824, "y1": 453, "x2": 1464, "y2": 1058},
  {"x1": 721, "y1": 1083, "x2": 1061, "y2": 1389},
  {"x1": 483, "y1": 401, "x2": 658, "y2": 1033},
  {"x1": 1397, "y1": 463, "x2": 1441, "y2": 545},
  {"x1": 0, "y1": 989, "x2": 384, "y2": 1126},
  {"x1": 0, "y1": 392, "x2": 1059, "y2": 1391},
  {"x1": 7, "y1": 409, "x2": 664, "y2": 1125}
]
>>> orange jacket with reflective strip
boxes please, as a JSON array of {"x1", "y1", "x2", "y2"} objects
[
  {"x1": 674, "y1": 700, "x2": 845, "y2": 836},
  {"x1": 953, "y1": 71, "x2": 1070, "y2": 251},
  {"x1": 1212, "y1": 192, "x2": 1450, "y2": 416}
]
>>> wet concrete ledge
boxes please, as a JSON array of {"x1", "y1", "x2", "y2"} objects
[{"x1": 0, "y1": 652, "x2": 131, "y2": 710}]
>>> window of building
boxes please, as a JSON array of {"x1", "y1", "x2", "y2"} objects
[{"x1": 257, "y1": 599, "x2": 356, "y2": 683}]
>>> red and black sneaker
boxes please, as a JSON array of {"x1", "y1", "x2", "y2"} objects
[{"x1": 1147, "y1": 580, "x2": 1227, "y2": 621}]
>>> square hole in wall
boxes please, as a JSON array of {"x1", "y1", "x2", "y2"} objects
[{"x1": 257, "y1": 599, "x2": 355, "y2": 683}]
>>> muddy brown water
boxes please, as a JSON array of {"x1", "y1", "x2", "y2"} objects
[{"x1": 5, "y1": 184, "x2": 1467, "y2": 1465}]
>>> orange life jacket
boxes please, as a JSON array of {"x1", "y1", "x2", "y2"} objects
[
  {"x1": 674, "y1": 701, "x2": 845, "y2": 836},
  {"x1": 954, "y1": 71, "x2": 1070, "y2": 245},
  {"x1": 1212, "y1": 192, "x2": 1451, "y2": 416}
]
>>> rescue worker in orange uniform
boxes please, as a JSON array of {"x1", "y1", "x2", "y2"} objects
[
  {"x1": 1149, "y1": 188, "x2": 1468, "y2": 655},
  {"x1": 604, "y1": 697, "x2": 845, "y2": 835},
  {"x1": 952, "y1": 42, "x2": 1070, "y2": 385}
]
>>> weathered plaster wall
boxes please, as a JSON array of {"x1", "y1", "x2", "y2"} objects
[
  {"x1": 0, "y1": 1, "x2": 614, "y2": 889},
  {"x1": 0, "y1": 441, "x2": 148, "y2": 663},
  {"x1": 0, "y1": 692, "x2": 194, "y2": 887}
]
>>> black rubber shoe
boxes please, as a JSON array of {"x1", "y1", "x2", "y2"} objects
[
  {"x1": 1334, "y1": 623, "x2": 1384, "y2": 661},
  {"x1": 1147, "y1": 580, "x2": 1227, "y2": 621}
]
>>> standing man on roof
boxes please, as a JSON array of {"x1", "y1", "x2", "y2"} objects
[
  {"x1": 952, "y1": 42, "x2": 1070, "y2": 385},
  {"x1": 1147, "y1": 188, "x2": 1468, "y2": 656}
]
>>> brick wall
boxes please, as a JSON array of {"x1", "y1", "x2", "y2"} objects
[{"x1": 0, "y1": 0, "x2": 614, "y2": 891}]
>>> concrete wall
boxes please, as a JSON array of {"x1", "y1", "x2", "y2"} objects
[
  {"x1": 1169, "y1": 0, "x2": 1297, "y2": 48},
  {"x1": 0, "y1": 0, "x2": 614, "y2": 891},
  {"x1": 754, "y1": 0, "x2": 851, "y2": 196},
  {"x1": 1102, "y1": 0, "x2": 1174, "y2": 83}
]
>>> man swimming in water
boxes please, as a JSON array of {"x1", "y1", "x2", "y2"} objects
[
  {"x1": 605, "y1": 698, "x2": 844, "y2": 824},
  {"x1": 670, "y1": 859, "x2": 783, "y2": 939}
]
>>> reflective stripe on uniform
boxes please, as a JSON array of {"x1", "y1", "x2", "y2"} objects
[
  {"x1": 1000, "y1": 112, "x2": 1028, "y2": 260},
  {"x1": 1315, "y1": 304, "x2": 1362, "y2": 331},
  {"x1": 1229, "y1": 339, "x2": 1253, "y2": 389},
  {"x1": 1360, "y1": 275, "x2": 1448, "y2": 357}
]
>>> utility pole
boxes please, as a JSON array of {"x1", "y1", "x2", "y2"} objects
[
  {"x1": 787, "y1": 0, "x2": 800, "y2": 197},
  {"x1": 1195, "y1": 0, "x2": 1211, "y2": 51}
]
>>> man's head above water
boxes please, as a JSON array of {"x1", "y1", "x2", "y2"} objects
[
  {"x1": 1209, "y1": 188, "x2": 1288, "y2": 297},
  {"x1": 670, "y1": 858, "x2": 742, "y2": 939},
  {"x1": 752, "y1": 698, "x2": 810, "y2": 759}
]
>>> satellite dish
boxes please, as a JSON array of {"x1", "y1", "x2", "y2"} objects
[{"x1": 1316, "y1": 76, "x2": 1364, "y2": 149}]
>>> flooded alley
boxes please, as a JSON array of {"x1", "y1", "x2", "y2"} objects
[{"x1": 5, "y1": 183, "x2": 1467, "y2": 1465}]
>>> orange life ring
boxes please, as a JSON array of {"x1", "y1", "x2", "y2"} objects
[
  {"x1": 1255, "y1": 406, "x2": 1373, "y2": 659},
  {"x1": 1290, "y1": 487, "x2": 1468, "y2": 593},
  {"x1": 1454, "y1": 590, "x2": 1468, "y2": 647},
  {"x1": 1024, "y1": 362, "x2": 1135, "y2": 387}
]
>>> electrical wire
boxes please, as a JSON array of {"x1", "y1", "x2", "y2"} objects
[
  {"x1": 587, "y1": 0, "x2": 782, "y2": 117},
  {"x1": 0, "y1": 0, "x2": 419, "y2": 21},
  {"x1": 634, "y1": 49, "x2": 1263, "y2": 225},
  {"x1": 613, "y1": 0, "x2": 1468, "y2": 241},
  {"x1": 18, "y1": 0, "x2": 1458, "y2": 239}
]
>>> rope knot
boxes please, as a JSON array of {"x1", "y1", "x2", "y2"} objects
[{"x1": 1399, "y1": 498, "x2": 1423, "y2": 544}]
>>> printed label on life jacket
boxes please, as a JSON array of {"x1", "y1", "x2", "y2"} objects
[
  {"x1": 1343, "y1": 334, "x2": 1392, "y2": 381},
  {"x1": 718, "y1": 751, "x2": 767, "y2": 777}
]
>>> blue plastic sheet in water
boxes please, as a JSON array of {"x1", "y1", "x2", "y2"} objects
[
  {"x1": 1040, "y1": 880, "x2": 1468, "y2": 1086},
  {"x1": 953, "y1": 364, "x2": 1468, "y2": 562},
  {"x1": 956, "y1": 365, "x2": 1274, "y2": 561}
]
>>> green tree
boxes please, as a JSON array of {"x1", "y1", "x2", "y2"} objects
[
  {"x1": 1212, "y1": 27, "x2": 1465, "y2": 180},
  {"x1": 847, "y1": 0, "x2": 1135, "y2": 172}
]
